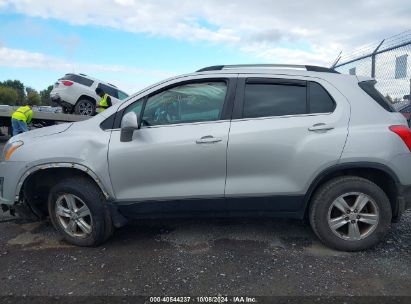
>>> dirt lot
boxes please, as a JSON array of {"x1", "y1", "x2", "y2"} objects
[{"x1": 0, "y1": 136, "x2": 410, "y2": 298}]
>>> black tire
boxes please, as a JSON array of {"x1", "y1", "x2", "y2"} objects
[
  {"x1": 74, "y1": 99, "x2": 95, "y2": 116},
  {"x1": 48, "y1": 177, "x2": 113, "y2": 247},
  {"x1": 62, "y1": 106, "x2": 71, "y2": 114},
  {"x1": 309, "y1": 176, "x2": 392, "y2": 251}
]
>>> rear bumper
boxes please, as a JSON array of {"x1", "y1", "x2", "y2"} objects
[
  {"x1": 50, "y1": 94, "x2": 74, "y2": 109},
  {"x1": 50, "y1": 93, "x2": 61, "y2": 103}
]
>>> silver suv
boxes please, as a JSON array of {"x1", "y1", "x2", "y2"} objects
[
  {"x1": 50, "y1": 73, "x2": 129, "y2": 115},
  {"x1": 1, "y1": 64, "x2": 411, "y2": 251}
]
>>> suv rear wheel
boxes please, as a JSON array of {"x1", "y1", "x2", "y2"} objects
[
  {"x1": 309, "y1": 176, "x2": 391, "y2": 251},
  {"x1": 48, "y1": 177, "x2": 113, "y2": 246},
  {"x1": 74, "y1": 99, "x2": 95, "y2": 116}
]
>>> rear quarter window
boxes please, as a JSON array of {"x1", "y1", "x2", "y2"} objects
[{"x1": 359, "y1": 80, "x2": 396, "y2": 112}]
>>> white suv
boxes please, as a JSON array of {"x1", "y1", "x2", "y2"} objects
[{"x1": 50, "y1": 73, "x2": 129, "y2": 115}]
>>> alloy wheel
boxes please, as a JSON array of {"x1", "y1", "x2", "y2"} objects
[
  {"x1": 55, "y1": 194, "x2": 93, "y2": 238},
  {"x1": 328, "y1": 192, "x2": 379, "y2": 241},
  {"x1": 78, "y1": 101, "x2": 93, "y2": 115}
]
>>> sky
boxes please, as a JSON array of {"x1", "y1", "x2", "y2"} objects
[{"x1": 0, "y1": 0, "x2": 410, "y2": 94}]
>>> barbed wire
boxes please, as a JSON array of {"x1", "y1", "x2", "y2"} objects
[
  {"x1": 337, "y1": 30, "x2": 411, "y2": 64},
  {"x1": 334, "y1": 31, "x2": 411, "y2": 103}
]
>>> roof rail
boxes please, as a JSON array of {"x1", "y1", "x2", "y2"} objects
[
  {"x1": 79, "y1": 73, "x2": 88, "y2": 76},
  {"x1": 108, "y1": 83, "x2": 117, "y2": 88},
  {"x1": 196, "y1": 64, "x2": 339, "y2": 74}
]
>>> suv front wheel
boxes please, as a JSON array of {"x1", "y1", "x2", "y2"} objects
[
  {"x1": 48, "y1": 177, "x2": 113, "y2": 246},
  {"x1": 309, "y1": 176, "x2": 392, "y2": 251}
]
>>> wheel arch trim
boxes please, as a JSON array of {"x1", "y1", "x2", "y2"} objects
[
  {"x1": 303, "y1": 162, "x2": 400, "y2": 211},
  {"x1": 15, "y1": 162, "x2": 110, "y2": 202},
  {"x1": 76, "y1": 94, "x2": 97, "y2": 104}
]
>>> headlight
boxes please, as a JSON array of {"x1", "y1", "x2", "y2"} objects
[{"x1": 1, "y1": 141, "x2": 24, "y2": 161}]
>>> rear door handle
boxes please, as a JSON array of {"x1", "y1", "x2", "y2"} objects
[
  {"x1": 196, "y1": 135, "x2": 222, "y2": 144},
  {"x1": 308, "y1": 123, "x2": 335, "y2": 132}
]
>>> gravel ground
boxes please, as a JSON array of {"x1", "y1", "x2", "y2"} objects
[{"x1": 0, "y1": 137, "x2": 410, "y2": 297}]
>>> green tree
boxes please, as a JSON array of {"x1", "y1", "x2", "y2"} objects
[
  {"x1": 0, "y1": 80, "x2": 25, "y2": 104},
  {"x1": 40, "y1": 85, "x2": 54, "y2": 106},
  {"x1": 26, "y1": 86, "x2": 36, "y2": 95},
  {"x1": 0, "y1": 86, "x2": 19, "y2": 105},
  {"x1": 26, "y1": 87, "x2": 41, "y2": 105}
]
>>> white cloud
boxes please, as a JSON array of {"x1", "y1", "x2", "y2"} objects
[
  {"x1": 1, "y1": 0, "x2": 410, "y2": 65},
  {"x1": 0, "y1": 46, "x2": 176, "y2": 92},
  {"x1": 240, "y1": 43, "x2": 341, "y2": 66},
  {"x1": 2, "y1": 0, "x2": 240, "y2": 44},
  {"x1": 0, "y1": 46, "x2": 172, "y2": 76}
]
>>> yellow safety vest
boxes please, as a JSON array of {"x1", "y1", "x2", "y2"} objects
[
  {"x1": 11, "y1": 106, "x2": 33, "y2": 124},
  {"x1": 97, "y1": 94, "x2": 109, "y2": 113}
]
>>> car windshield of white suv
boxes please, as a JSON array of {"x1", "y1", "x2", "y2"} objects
[{"x1": 118, "y1": 91, "x2": 129, "y2": 100}]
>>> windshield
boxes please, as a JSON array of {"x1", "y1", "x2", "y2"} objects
[{"x1": 118, "y1": 90, "x2": 129, "y2": 100}]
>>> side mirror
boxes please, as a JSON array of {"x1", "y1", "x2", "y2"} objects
[{"x1": 120, "y1": 112, "x2": 139, "y2": 142}]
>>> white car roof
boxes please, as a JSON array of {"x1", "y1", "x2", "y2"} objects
[{"x1": 63, "y1": 73, "x2": 125, "y2": 92}]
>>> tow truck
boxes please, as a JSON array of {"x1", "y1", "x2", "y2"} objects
[{"x1": 0, "y1": 106, "x2": 89, "y2": 136}]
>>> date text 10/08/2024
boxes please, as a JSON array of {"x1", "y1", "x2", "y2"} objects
[{"x1": 149, "y1": 296, "x2": 258, "y2": 303}]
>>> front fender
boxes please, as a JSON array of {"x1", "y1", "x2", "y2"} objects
[{"x1": 16, "y1": 162, "x2": 113, "y2": 201}]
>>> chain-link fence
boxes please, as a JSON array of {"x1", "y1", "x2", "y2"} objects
[{"x1": 332, "y1": 30, "x2": 411, "y2": 108}]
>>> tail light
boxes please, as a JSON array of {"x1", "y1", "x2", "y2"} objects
[
  {"x1": 389, "y1": 125, "x2": 411, "y2": 152},
  {"x1": 61, "y1": 80, "x2": 73, "y2": 86}
]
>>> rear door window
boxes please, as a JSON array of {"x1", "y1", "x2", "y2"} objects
[
  {"x1": 243, "y1": 80, "x2": 307, "y2": 118},
  {"x1": 241, "y1": 78, "x2": 337, "y2": 118}
]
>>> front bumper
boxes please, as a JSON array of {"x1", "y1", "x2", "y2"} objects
[{"x1": 0, "y1": 161, "x2": 28, "y2": 206}]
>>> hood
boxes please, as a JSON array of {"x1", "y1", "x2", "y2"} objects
[{"x1": 13, "y1": 123, "x2": 73, "y2": 141}]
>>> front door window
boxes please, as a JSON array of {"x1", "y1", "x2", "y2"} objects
[{"x1": 141, "y1": 82, "x2": 227, "y2": 127}]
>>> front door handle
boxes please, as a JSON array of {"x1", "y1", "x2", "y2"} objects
[
  {"x1": 308, "y1": 123, "x2": 335, "y2": 132},
  {"x1": 196, "y1": 135, "x2": 223, "y2": 144}
]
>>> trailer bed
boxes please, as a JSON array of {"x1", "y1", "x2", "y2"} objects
[{"x1": 0, "y1": 106, "x2": 89, "y2": 123}]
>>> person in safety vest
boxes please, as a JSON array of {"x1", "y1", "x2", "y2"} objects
[
  {"x1": 11, "y1": 102, "x2": 33, "y2": 136},
  {"x1": 95, "y1": 87, "x2": 112, "y2": 113}
]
